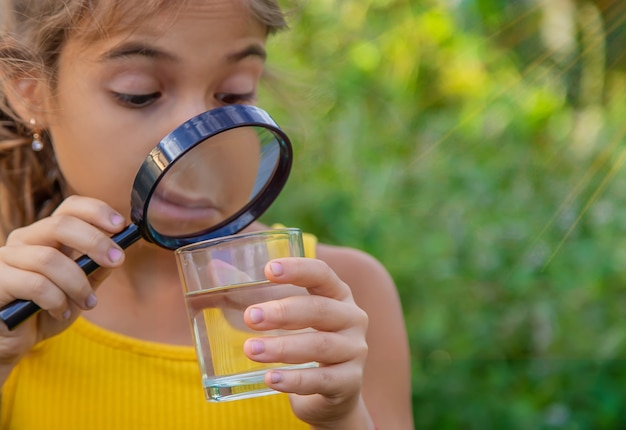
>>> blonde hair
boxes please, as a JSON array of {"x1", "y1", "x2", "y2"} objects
[{"x1": 0, "y1": 0, "x2": 287, "y2": 242}]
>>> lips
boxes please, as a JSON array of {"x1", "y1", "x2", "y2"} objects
[
  {"x1": 148, "y1": 190, "x2": 221, "y2": 226},
  {"x1": 153, "y1": 188, "x2": 216, "y2": 209}
]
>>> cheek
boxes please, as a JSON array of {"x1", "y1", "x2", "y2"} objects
[{"x1": 48, "y1": 113, "x2": 152, "y2": 216}]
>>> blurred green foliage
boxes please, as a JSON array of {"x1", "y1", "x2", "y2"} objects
[{"x1": 260, "y1": 0, "x2": 626, "y2": 427}]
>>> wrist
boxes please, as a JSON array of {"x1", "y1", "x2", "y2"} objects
[{"x1": 309, "y1": 397, "x2": 375, "y2": 430}]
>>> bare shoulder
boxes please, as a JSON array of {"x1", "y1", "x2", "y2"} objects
[
  {"x1": 315, "y1": 242, "x2": 396, "y2": 301},
  {"x1": 314, "y1": 242, "x2": 407, "y2": 360},
  {"x1": 315, "y1": 242, "x2": 414, "y2": 428}
]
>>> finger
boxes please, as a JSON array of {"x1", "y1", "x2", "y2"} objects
[
  {"x1": 52, "y1": 195, "x2": 126, "y2": 233},
  {"x1": 0, "y1": 264, "x2": 71, "y2": 321},
  {"x1": 8, "y1": 195, "x2": 126, "y2": 247},
  {"x1": 244, "y1": 295, "x2": 368, "y2": 332},
  {"x1": 244, "y1": 331, "x2": 367, "y2": 365},
  {"x1": 6, "y1": 215, "x2": 125, "y2": 267},
  {"x1": 264, "y1": 362, "x2": 363, "y2": 397},
  {"x1": 0, "y1": 246, "x2": 97, "y2": 310},
  {"x1": 208, "y1": 259, "x2": 254, "y2": 285},
  {"x1": 264, "y1": 258, "x2": 353, "y2": 302}
]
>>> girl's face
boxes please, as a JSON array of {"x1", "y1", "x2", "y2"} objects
[{"x1": 40, "y1": 0, "x2": 267, "y2": 224}]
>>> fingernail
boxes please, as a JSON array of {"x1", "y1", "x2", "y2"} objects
[
  {"x1": 108, "y1": 247, "x2": 123, "y2": 263},
  {"x1": 270, "y1": 371, "x2": 283, "y2": 384},
  {"x1": 250, "y1": 307, "x2": 264, "y2": 324},
  {"x1": 270, "y1": 262, "x2": 283, "y2": 276},
  {"x1": 250, "y1": 340, "x2": 265, "y2": 355},
  {"x1": 62, "y1": 309, "x2": 71, "y2": 320},
  {"x1": 111, "y1": 213, "x2": 124, "y2": 226},
  {"x1": 85, "y1": 293, "x2": 98, "y2": 309}
]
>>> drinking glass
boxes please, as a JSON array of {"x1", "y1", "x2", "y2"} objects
[{"x1": 176, "y1": 228, "x2": 317, "y2": 402}]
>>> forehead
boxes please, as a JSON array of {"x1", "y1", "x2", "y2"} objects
[
  {"x1": 75, "y1": 0, "x2": 262, "y2": 44},
  {"x1": 56, "y1": 0, "x2": 268, "y2": 82}
]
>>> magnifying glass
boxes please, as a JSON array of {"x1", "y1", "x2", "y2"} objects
[{"x1": 0, "y1": 104, "x2": 292, "y2": 330}]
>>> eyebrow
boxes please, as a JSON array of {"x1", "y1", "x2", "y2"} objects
[
  {"x1": 226, "y1": 44, "x2": 267, "y2": 62},
  {"x1": 101, "y1": 42, "x2": 267, "y2": 63},
  {"x1": 101, "y1": 42, "x2": 175, "y2": 61}
]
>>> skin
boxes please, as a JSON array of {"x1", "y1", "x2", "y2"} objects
[{"x1": 0, "y1": 1, "x2": 414, "y2": 429}]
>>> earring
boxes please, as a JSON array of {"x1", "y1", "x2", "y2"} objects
[{"x1": 29, "y1": 118, "x2": 43, "y2": 152}]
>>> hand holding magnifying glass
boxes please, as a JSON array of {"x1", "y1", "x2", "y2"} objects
[{"x1": 0, "y1": 104, "x2": 292, "y2": 330}]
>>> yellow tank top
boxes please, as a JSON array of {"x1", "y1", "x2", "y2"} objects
[{"x1": 1, "y1": 229, "x2": 317, "y2": 430}]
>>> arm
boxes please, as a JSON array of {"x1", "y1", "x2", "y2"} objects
[{"x1": 317, "y1": 244, "x2": 414, "y2": 429}]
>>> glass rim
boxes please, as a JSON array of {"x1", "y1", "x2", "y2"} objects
[{"x1": 174, "y1": 227, "x2": 302, "y2": 254}]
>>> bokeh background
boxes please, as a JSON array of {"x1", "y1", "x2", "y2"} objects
[{"x1": 260, "y1": 0, "x2": 626, "y2": 427}]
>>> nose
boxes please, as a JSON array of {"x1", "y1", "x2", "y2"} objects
[{"x1": 158, "y1": 97, "x2": 219, "y2": 139}]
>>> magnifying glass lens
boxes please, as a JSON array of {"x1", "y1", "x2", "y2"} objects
[{"x1": 146, "y1": 126, "x2": 278, "y2": 238}]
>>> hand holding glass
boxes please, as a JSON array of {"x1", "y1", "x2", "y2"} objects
[{"x1": 176, "y1": 228, "x2": 317, "y2": 402}]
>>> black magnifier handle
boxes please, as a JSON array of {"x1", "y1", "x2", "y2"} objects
[
  {"x1": 0, "y1": 224, "x2": 142, "y2": 330},
  {"x1": 75, "y1": 224, "x2": 141, "y2": 273}
]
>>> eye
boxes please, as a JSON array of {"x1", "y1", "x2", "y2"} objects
[
  {"x1": 215, "y1": 92, "x2": 257, "y2": 105},
  {"x1": 112, "y1": 91, "x2": 161, "y2": 108}
]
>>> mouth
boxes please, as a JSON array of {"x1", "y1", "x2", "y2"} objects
[{"x1": 148, "y1": 190, "x2": 222, "y2": 230}]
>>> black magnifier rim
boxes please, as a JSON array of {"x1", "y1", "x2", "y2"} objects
[{"x1": 130, "y1": 104, "x2": 292, "y2": 249}]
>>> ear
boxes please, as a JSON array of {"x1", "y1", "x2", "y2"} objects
[{"x1": 4, "y1": 75, "x2": 48, "y2": 126}]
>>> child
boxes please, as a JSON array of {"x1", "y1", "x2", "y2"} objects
[{"x1": 0, "y1": 0, "x2": 413, "y2": 428}]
